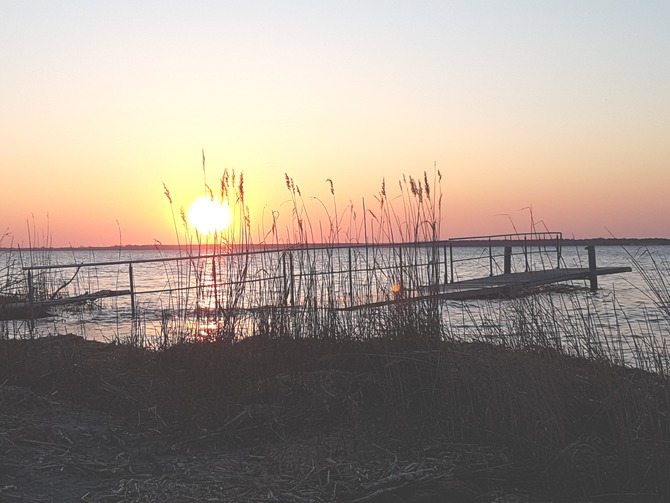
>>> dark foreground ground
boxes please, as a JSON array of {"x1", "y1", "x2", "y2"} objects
[{"x1": 1, "y1": 334, "x2": 669, "y2": 502}]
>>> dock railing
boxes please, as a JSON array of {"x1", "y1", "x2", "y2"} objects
[
  {"x1": 19, "y1": 242, "x2": 450, "y2": 317},
  {"x1": 16, "y1": 232, "x2": 564, "y2": 325},
  {"x1": 447, "y1": 231, "x2": 563, "y2": 283}
]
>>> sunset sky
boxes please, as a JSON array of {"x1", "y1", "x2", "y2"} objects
[{"x1": 2, "y1": 1, "x2": 669, "y2": 247}]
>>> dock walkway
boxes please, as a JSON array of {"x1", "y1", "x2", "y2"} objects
[
  {"x1": 430, "y1": 266, "x2": 632, "y2": 299},
  {"x1": 338, "y1": 266, "x2": 631, "y2": 311}
]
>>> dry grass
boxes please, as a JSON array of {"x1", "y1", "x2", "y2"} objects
[{"x1": 1, "y1": 332, "x2": 669, "y2": 502}]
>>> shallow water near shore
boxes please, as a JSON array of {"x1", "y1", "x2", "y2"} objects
[{"x1": 2, "y1": 244, "x2": 669, "y2": 366}]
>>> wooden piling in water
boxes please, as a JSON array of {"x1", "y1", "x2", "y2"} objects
[
  {"x1": 587, "y1": 245, "x2": 598, "y2": 291},
  {"x1": 449, "y1": 241, "x2": 454, "y2": 283},
  {"x1": 504, "y1": 246, "x2": 512, "y2": 274},
  {"x1": 211, "y1": 256, "x2": 219, "y2": 312},
  {"x1": 524, "y1": 236, "x2": 529, "y2": 272},
  {"x1": 348, "y1": 247, "x2": 354, "y2": 307},
  {"x1": 488, "y1": 238, "x2": 494, "y2": 276},
  {"x1": 27, "y1": 270, "x2": 35, "y2": 329},
  {"x1": 129, "y1": 263, "x2": 136, "y2": 317},
  {"x1": 289, "y1": 252, "x2": 295, "y2": 306}
]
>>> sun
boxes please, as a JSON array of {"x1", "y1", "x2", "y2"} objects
[{"x1": 187, "y1": 196, "x2": 232, "y2": 235}]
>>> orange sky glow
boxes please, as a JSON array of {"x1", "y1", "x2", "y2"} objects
[{"x1": 1, "y1": 2, "x2": 669, "y2": 248}]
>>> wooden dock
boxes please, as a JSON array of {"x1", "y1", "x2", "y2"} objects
[
  {"x1": 9, "y1": 234, "x2": 633, "y2": 319},
  {"x1": 424, "y1": 266, "x2": 632, "y2": 300},
  {"x1": 339, "y1": 265, "x2": 632, "y2": 311},
  {"x1": 335, "y1": 244, "x2": 633, "y2": 311}
]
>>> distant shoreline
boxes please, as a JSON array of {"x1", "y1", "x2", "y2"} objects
[{"x1": 2, "y1": 237, "x2": 670, "y2": 252}]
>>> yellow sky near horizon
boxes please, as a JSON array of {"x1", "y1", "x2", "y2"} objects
[{"x1": 1, "y1": 1, "x2": 669, "y2": 247}]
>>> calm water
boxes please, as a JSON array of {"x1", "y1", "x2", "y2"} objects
[{"x1": 2, "y1": 244, "x2": 669, "y2": 364}]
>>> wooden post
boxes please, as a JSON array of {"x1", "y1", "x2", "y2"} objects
[
  {"x1": 27, "y1": 270, "x2": 35, "y2": 330},
  {"x1": 282, "y1": 252, "x2": 290, "y2": 305},
  {"x1": 524, "y1": 236, "x2": 529, "y2": 272},
  {"x1": 129, "y1": 263, "x2": 136, "y2": 317},
  {"x1": 449, "y1": 241, "x2": 454, "y2": 283},
  {"x1": 365, "y1": 243, "x2": 371, "y2": 302},
  {"x1": 27, "y1": 270, "x2": 34, "y2": 308},
  {"x1": 348, "y1": 247, "x2": 354, "y2": 307},
  {"x1": 587, "y1": 245, "x2": 598, "y2": 292},
  {"x1": 211, "y1": 257, "x2": 219, "y2": 312},
  {"x1": 399, "y1": 246, "x2": 404, "y2": 289},
  {"x1": 289, "y1": 252, "x2": 295, "y2": 306},
  {"x1": 433, "y1": 242, "x2": 439, "y2": 287},
  {"x1": 556, "y1": 235, "x2": 562, "y2": 269},
  {"x1": 504, "y1": 246, "x2": 512, "y2": 274},
  {"x1": 488, "y1": 238, "x2": 493, "y2": 276},
  {"x1": 363, "y1": 198, "x2": 370, "y2": 301},
  {"x1": 282, "y1": 252, "x2": 287, "y2": 305},
  {"x1": 443, "y1": 245, "x2": 448, "y2": 285}
]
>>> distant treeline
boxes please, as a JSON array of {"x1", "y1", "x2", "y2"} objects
[{"x1": 5, "y1": 237, "x2": 669, "y2": 252}]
